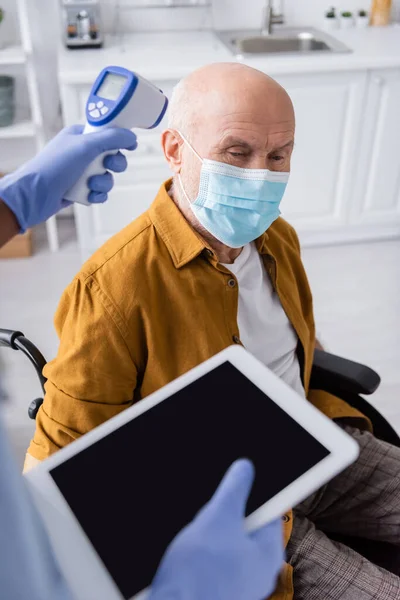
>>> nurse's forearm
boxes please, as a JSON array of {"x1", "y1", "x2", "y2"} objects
[{"x1": 0, "y1": 200, "x2": 19, "y2": 248}]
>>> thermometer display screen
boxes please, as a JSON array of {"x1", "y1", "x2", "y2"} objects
[{"x1": 96, "y1": 73, "x2": 127, "y2": 101}]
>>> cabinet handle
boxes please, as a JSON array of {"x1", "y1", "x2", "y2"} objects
[{"x1": 374, "y1": 76, "x2": 383, "y2": 86}]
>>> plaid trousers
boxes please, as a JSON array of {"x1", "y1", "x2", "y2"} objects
[{"x1": 286, "y1": 425, "x2": 400, "y2": 599}]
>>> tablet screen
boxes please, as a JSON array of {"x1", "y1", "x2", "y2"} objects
[{"x1": 50, "y1": 361, "x2": 330, "y2": 599}]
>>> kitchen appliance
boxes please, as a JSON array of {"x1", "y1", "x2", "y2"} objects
[
  {"x1": 0, "y1": 75, "x2": 15, "y2": 127},
  {"x1": 61, "y1": 0, "x2": 103, "y2": 48}
]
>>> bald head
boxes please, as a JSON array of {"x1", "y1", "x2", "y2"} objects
[
  {"x1": 162, "y1": 62, "x2": 295, "y2": 257},
  {"x1": 168, "y1": 62, "x2": 294, "y2": 140}
]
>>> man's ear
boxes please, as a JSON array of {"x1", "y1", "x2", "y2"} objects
[{"x1": 161, "y1": 129, "x2": 183, "y2": 174}]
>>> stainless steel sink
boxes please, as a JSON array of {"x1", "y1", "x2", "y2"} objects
[{"x1": 217, "y1": 28, "x2": 351, "y2": 57}]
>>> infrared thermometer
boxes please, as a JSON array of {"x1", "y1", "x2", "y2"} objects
[{"x1": 65, "y1": 66, "x2": 168, "y2": 205}]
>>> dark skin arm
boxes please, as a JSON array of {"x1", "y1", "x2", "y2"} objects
[{"x1": 0, "y1": 200, "x2": 20, "y2": 249}]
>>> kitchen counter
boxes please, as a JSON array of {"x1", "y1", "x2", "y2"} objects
[{"x1": 58, "y1": 25, "x2": 400, "y2": 83}]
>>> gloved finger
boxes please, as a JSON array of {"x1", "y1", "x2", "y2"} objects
[
  {"x1": 103, "y1": 151, "x2": 128, "y2": 173},
  {"x1": 88, "y1": 171, "x2": 114, "y2": 194},
  {"x1": 64, "y1": 124, "x2": 85, "y2": 136},
  {"x1": 84, "y1": 128, "x2": 138, "y2": 158},
  {"x1": 206, "y1": 459, "x2": 255, "y2": 520},
  {"x1": 250, "y1": 518, "x2": 284, "y2": 555},
  {"x1": 88, "y1": 191, "x2": 108, "y2": 204}
]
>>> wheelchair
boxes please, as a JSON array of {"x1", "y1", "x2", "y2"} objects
[{"x1": 1, "y1": 327, "x2": 399, "y2": 575}]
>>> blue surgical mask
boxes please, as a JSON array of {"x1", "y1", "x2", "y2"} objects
[{"x1": 178, "y1": 132, "x2": 289, "y2": 248}]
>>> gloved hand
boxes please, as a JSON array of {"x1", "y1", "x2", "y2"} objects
[
  {"x1": 0, "y1": 125, "x2": 137, "y2": 232},
  {"x1": 149, "y1": 460, "x2": 284, "y2": 600}
]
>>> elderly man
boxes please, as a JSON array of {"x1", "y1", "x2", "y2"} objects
[
  {"x1": 0, "y1": 125, "x2": 282, "y2": 600},
  {"x1": 25, "y1": 63, "x2": 400, "y2": 599}
]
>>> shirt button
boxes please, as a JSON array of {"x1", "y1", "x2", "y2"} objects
[
  {"x1": 232, "y1": 335, "x2": 241, "y2": 344},
  {"x1": 228, "y1": 278, "x2": 236, "y2": 288},
  {"x1": 205, "y1": 249, "x2": 213, "y2": 257},
  {"x1": 282, "y1": 514, "x2": 291, "y2": 523}
]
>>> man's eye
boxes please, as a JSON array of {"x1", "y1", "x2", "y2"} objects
[
  {"x1": 271, "y1": 155, "x2": 284, "y2": 161},
  {"x1": 229, "y1": 152, "x2": 246, "y2": 157}
]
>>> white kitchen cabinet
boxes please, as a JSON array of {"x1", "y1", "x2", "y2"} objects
[
  {"x1": 350, "y1": 69, "x2": 400, "y2": 237},
  {"x1": 60, "y1": 65, "x2": 400, "y2": 254},
  {"x1": 274, "y1": 71, "x2": 369, "y2": 244}
]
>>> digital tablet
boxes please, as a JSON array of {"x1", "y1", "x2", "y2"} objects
[{"x1": 25, "y1": 346, "x2": 359, "y2": 600}]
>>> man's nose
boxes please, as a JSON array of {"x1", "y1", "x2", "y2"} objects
[{"x1": 248, "y1": 154, "x2": 269, "y2": 169}]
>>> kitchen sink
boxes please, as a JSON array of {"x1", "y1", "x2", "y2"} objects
[{"x1": 217, "y1": 28, "x2": 351, "y2": 57}]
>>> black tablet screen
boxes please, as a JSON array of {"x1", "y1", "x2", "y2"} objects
[{"x1": 50, "y1": 361, "x2": 330, "y2": 599}]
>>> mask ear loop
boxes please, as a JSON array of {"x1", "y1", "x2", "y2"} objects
[
  {"x1": 178, "y1": 172, "x2": 192, "y2": 206},
  {"x1": 177, "y1": 130, "x2": 203, "y2": 163},
  {"x1": 176, "y1": 130, "x2": 203, "y2": 207}
]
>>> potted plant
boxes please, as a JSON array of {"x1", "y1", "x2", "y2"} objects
[
  {"x1": 340, "y1": 10, "x2": 354, "y2": 28},
  {"x1": 323, "y1": 7, "x2": 339, "y2": 30},
  {"x1": 0, "y1": 8, "x2": 4, "y2": 48},
  {"x1": 356, "y1": 9, "x2": 369, "y2": 27}
]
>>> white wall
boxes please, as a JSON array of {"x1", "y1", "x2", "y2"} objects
[
  {"x1": 213, "y1": 0, "x2": 400, "y2": 31},
  {"x1": 104, "y1": 0, "x2": 400, "y2": 32},
  {"x1": 100, "y1": 0, "x2": 211, "y2": 31}
]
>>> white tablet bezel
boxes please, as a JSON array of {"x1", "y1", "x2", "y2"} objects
[{"x1": 25, "y1": 345, "x2": 359, "y2": 600}]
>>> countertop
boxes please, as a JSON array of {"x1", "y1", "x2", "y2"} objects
[{"x1": 58, "y1": 25, "x2": 400, "y2": 84}]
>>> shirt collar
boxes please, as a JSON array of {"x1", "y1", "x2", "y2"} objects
[
  {"x1": 149, "y1": 179, "x2": 207, "y2": 269},
  {"x1": 255, "y1": 231, "x2": 270, "y2": 255},
  {"x1": 149, "y1": 179, "x2": 272, "y2": 267}
]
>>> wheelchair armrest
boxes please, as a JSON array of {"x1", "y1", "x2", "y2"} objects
[
  {"x1": 0, "y1": 328, "x2": 25, "y2": 349},
  {"x1": 0, "y1": 328, "x2": 47, "y2": 392},
  {"x1": 310, "y1": 349, "x2": 381, "y2": 396}
]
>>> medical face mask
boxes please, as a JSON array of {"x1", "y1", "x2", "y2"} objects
[{"x1": 177, "y1": 132, "x2": 289, "y2": 248}]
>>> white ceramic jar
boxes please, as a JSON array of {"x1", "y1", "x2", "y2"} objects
[
  {"x1": 356, "y1": 13, "x2": 369, "y2": 28},
  {"x1": 323, "y1": 16, "x2": 340, "y2": 30},
  {"x1": 340, "y1": 13, "x2": 355, "y2": 29}
]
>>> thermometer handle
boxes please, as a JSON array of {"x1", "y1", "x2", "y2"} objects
[{"x1": 64, "y1": 123, "x2": 117, "y2": 206}]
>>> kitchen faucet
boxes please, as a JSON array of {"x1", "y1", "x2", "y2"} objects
[{"x1": 261, "y1": 0, "x2": 285, "y2": 36}]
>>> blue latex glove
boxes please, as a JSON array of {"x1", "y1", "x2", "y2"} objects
[
  {"x1": 149, "y1": 460, "x2": 284, "y2": 600},
  {"x1": 0, "y1": 125, "x2": 137, "y2": 232}
]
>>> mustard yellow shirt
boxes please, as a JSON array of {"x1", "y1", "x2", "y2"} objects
[{"x1": 27, "y1": 180, "x2": 367, "y2": 600}]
